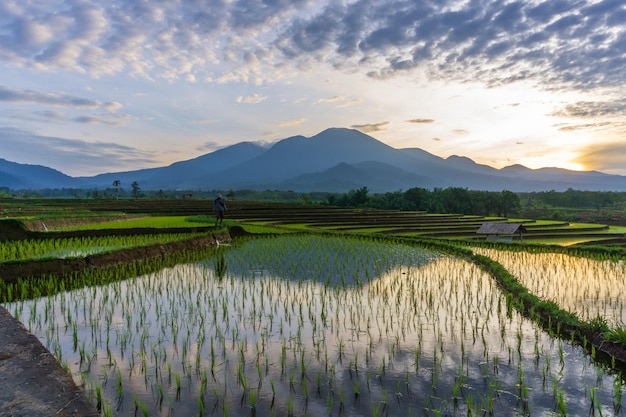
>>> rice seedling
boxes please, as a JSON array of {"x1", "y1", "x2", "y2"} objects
[
  {"x1": 5, "y1": 234, "x2": 622, "y2": 416},
  {"x1": 473, "y1": 247, "x2": 626, "y2": 327},
  {"x1": 0, "y1": 233, "x2": 206, "y2": 262}
]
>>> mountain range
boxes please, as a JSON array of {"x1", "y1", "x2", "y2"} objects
[{"x1": 2, "y1": 128, "x2": 625, "y2": 193}]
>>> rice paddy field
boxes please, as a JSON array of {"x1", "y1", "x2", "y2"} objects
[
  {"x1": 2, "y1": 199, "x2": 626, "y2": 416},
  {"x1": 473, "y1": 247, "x2": 626, "y2": 327},
  {"x1": 0, "y1": 233, "x2": 207, "y2": 262},
  {"x1": 4, "y1": 234, "x2": 626, "y2": 417}
]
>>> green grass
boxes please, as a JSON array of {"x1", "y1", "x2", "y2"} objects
[
  {"x1": 0, "y1": 233, "x2": 208, "y2": 262},
  {"x1": 562, "y1": 222, "x2": 608, "y2": 229},
  {"x1": 239, "y1": 224, "x2": 295, "y2": 234},
  {"x1": 522, "y1": 237, "x2": 616, "y2": 246},
  {"x1": 61, "y1": 216, "x2": 214, "y2": 230}
]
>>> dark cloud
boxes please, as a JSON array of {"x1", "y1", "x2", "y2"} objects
[
  {"x1": 0, "y1": 127, "x2": 157, "y2": 175},
  {"x1": 1, "y1": 109, "x2": 66, "y2": 123},
  {"x1": 72, "y1": 115, "x2": 124, "y2": 125},
  {"x1": 351, "y1": 122, "x2": 390, "y2": 133},
  {"x1": 0, "y1": 85, "x2": 118, "y2": 110},
  {"x1": 277, "y1": 0, "x2": 626, "y2": 90},
  {"x1": 407, "y1": 119, "x2": 434, "y2": 124},
  {"x1": 229, "y1": 0, "x2": 310, "y2": 29}
]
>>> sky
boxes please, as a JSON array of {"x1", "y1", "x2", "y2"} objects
[{"x1": 1, "y1": 0, "x2": 625, "y2": 177}]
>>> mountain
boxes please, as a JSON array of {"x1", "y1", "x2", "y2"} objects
[
  {"x1": 0, "y1": 158, "x2": 85, "y2": 189},
  {"x1": 80, "y1": 142, "x2": 267, "y2": 189},
  {"x1": 279, "y1": 161, "x2": 436, "y2": 193},
  {"x1": 2, "y1": 128, "x2": 625, "y2": 192}
]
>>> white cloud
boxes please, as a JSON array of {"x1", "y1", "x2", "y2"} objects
[
  {"x1": 236, "y1": 94, "x2": 268, "y2": 104},
  {"x1": 274, "y1": 118, "x2": 306, "y2": 127},
  {"x1": 0, "y1": 0, "x2": 622, "y2": 91}
]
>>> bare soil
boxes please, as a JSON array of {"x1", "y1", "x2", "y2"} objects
[{"x1": 0, "y1": 305, "x2": 98, "y2": 416}]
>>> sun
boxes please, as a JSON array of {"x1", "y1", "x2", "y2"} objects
[{"x1": 519, "y1": 150, "x2": 586, "y2": 172}]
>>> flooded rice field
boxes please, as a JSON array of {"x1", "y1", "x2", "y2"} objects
[{"x1": 7, "y1": 235, "x2": 625, "y2": 416}]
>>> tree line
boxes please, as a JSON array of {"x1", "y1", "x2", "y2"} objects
[
  {"x1": 327, "y1": 187, "x2": 521, "y2": 216},
  {"x1": 3, "y1": 184, "x2": 625, "y2": 218},
  {"x1": 518, "y1": 189, "x2": 626, "y2": 210}
]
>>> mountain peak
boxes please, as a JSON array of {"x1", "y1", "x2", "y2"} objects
[{"x1": 3, "y1": 128, "x2": 626, "y2": 192}]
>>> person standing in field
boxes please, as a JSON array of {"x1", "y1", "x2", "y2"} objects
[{"x1": 213, "y1": 193, "x2": 226, "y2": 226}]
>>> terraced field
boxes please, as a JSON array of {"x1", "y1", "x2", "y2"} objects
[
  {"x1": 3, "y1": 197, "x2": 624, "y2": 246},
  {"x1": 2, "y1": 198, "x2": 626, "y2": 416}
]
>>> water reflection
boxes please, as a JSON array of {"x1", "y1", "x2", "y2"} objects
[
  {"x1": 475, "y1": 248, "x2": 626, "y2": 326},
  {"x1": 7, "y1": 236, "x2": 624, "y2": 416}
]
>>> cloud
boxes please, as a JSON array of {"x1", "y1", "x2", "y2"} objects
[
  {"x1": 72, "y1": 113, "x2": 134, "y2": 126},
  {"x1": 316, "y1": 95, "x2": 362, "y2": 108},
  {"x1": 103, "y1": 101, "x2": 122, "y2": 112},
  {"x1": 196, "y1": 141, "x2": 220, "y2": 152},
  {"x1": 407, "y1": 118, "x2": 435, "y2": 124},
  {"x1": 558, "y1": 122, "x2": 612, "y2": 132},
  {"x1": 236, "y1": 94, "x2": 268, "y2": 104},
  {"x1": 274, "y1": 118, "x2": 306, "y2": 127},
  {"x1": 335, "y1": 98, "x2": 362, "y2": 109},
  {"x1": 0, "y1": 85, "x2": 122, "y2": 112},
  {"x1": 0, "y1": 85, "x2": 96, "y2": 109},
  {"x1": 573, "y1": 141, "x2": 626, "y2": 174},
  {"x1": 351, "y1": 122, "x2": 390, "y2": 133},
  {"x1": 192, "y1": 119, "x2": 220, "y2": 125},
  {"x1": 0, "y1": 0, "x2": 622, "y2": 92},
  {"x1": 551, "y1": 100, "x2": 626, "y2": 118},
  {"x1": 275, "y1": 0, "x2": 626, "y2": 89},
  {"x1": 1, "y1": 109, "x2": 66, "y2": 123},
  {"x1": 0, "y1": 127, "x2": 157, "y2": 175},
  {"x1": 1, "y1": 107, "x2": 132, "y2": 126},
  {"x1": 316, "y1": 95, "x2": 345, "y2": 103},
  {"x1": 0, "y1": 85, "x2": 132, "y2": 126}
]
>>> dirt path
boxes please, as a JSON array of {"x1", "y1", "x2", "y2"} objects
[{"x1": 0, "y1": 305, "x2": 98, "y2": 416}]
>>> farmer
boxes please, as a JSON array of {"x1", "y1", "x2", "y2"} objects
[{"x1": 213, "y1": 193, "x2": 227, "y2": 226}]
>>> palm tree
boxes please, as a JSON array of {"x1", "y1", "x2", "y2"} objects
[{"x1": 112, "y1": 180, "x2": 121, "y2": 199}]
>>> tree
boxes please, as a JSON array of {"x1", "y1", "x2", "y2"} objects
[
  {"x1": 131, "y1": 181, "x2": 142, "y2": 198},
  {"x1": 499, "y1": 190, "x2": 520, "y2": 217},
  {"x1": 112, "y1": 180, "x2": 121, "y2": 199},
  {"x1": 348, "y1": 186, "x2": 369, "y2": 207}
]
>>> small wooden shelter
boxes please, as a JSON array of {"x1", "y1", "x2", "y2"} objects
[{"x1": 476, "y1": 222, "x2": 526, "y2": 242}]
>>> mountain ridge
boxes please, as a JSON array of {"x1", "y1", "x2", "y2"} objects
[{"x1": 2, "y1": 128, "x2": 625, "y2": 192}]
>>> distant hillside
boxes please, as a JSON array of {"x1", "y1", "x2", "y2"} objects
[
  {"x1": 2, "y1": 128, "x2": 626, "y2": 192},
  {"x1": 0, "y1": 158, "x2": 85, "y2": 189},
  {"x1": 81, "y1": 141, "x2": 267, "y2": 189}
]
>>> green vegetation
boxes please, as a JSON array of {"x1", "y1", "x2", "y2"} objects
[
  {"x1": 61, "y1": 215, "x2": 214, "y2": 230},
  {"x1": 2, "y1": 197, "x2": 626, "y2": 416},
  {"x1": 0, "y1": 233, "x2": 207, "y2": 262},
  {"x1": 5, "y1": 234, "x2": 624, "y2": 416}
]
